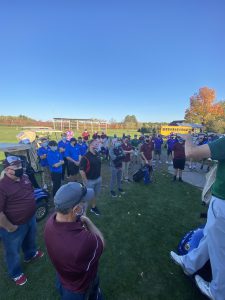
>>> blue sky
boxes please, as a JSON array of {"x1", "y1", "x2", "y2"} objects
[{"x1": 0, "y1": 0, "x2": 225, "y2": 122}]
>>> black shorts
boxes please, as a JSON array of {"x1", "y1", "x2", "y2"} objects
[
  {"x1": 68, "y1": 161, "x2": 79, "y2": 175},
  {"x1": 154, "y1": 149, "x2": 161, "y2": 155},
  {"x1": 167, "y1": 149, "x2": 172, "y2": 156},
  {"x1": 173, "y1": 158, "x2": 185, "y2": 170}
]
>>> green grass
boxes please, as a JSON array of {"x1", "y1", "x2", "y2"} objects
[
  {"x1": 0, "y1": 159, "x2": 207, "y2": 300},
  {"x1": 0, "y1": 126, "x2": 207, "y2": 299}
]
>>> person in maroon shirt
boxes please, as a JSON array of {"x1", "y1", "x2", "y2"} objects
[
  {"x1": 172, "y1": 137, "x2": 186, "y2": 182},
  {"x1": 140, "y1": 136, "x2": 154, "y2": 166},
  {"x1": 0, "y1": 156, "x2": 44, "y2": 286},
  {"x1": 82, "y1": 129, "x2": 90, "y2": 141},
  {"x1": 121, "y1": 137, "x2": 133, "y2": 182},
  {"x1": 44, "y1": 182, "x2": 104, "y2": 300}
]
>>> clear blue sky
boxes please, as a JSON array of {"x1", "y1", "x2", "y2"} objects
[{"x1": 0, "y1": 0, "x2": 225, "y2": 122}]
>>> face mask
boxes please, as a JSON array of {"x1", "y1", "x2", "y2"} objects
[
  {"x1": 14, "y1": 168, "x2": 23, "y2": 178},
  {"x1": 115, "y1": 142, "x2": 121, "y2": 148},
  {"x1": 145, "y1": 140, "x2": 149, "y2": 143},
  {"x1": 62, "y1": 137, "x2": 67, "y2": 141},
  {"x1": 42, "y1": 142, "x2": 48, "y2": 147},
  {"x1": 50, "y1": 146, "x2": 57, "y2": 151}
]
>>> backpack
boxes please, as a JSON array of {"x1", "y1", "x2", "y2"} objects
[{"x1": 133, "y1": 168, "x2": 145, "y2": 182}]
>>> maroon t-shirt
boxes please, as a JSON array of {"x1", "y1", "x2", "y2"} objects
[
  {"x1": 172, "y1": 142, "x2": 185, "y2": 159},
  {"x1": 121, "y1": 143, "x2": 133, "y2": 162},
  {"x1": 82, "y1": 132, "x2": 90, "y2": 141},
  {"x1": 0, "y1": 174, "x2": 36, "y2": 225},
  {"x1": 44, "y1": 214, "x2": 103, "y2": 293},
  {"x1": 140, "y1": 142, "x2": 154, "y2": 160}
]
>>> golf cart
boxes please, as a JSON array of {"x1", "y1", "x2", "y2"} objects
[{"x1": 0, "y1": 142, "x2": 49, "y2": 222}]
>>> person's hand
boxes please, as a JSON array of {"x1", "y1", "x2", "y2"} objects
[
  {"x1": 8, "y1": 225, "x2": 18, "y2": 233},
  {"x1": 145, "y1": 160, "x2": 149, "y2": 164}
]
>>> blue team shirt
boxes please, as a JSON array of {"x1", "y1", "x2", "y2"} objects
[
  {"x1": 78, "y1": 142, "x2": 88, "y2": 156},
  {"x1": 65, "y1": 143, "x2": 81, "y2": 161},
  {"x1": 37, "y1": 147, "x2": 49, "y2": 167},
  {"x1": 154, "y1": 138, "x2": 163, "y2": 150},
  {"x1": 167, "y1": 138, "x2": 178, "y2": 150},
  {"x1": 47, "y1": 150, "x2": 63, "y2": 173},
  {"x1": 58, "y1": 140, "x2": 69, "y2": 158}
]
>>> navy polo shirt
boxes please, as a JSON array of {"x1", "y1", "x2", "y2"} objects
[
  {"x1": 47, "y1": 150, "x2": 63, "y2": 173},
  {"x1": 37, "y1": 147, "x2": 49, "y2": 167},
  {"x1": 65, "y1": 144, "x2": 81, "y2": 161}
]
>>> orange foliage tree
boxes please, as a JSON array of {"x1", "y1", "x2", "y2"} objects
[{"x1": 185, "y1": 87, "x2": 224, "y2": 126}]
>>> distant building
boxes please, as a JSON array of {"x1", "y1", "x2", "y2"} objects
[{"x1": 52, "y1": 118, "x2": 108, "y2": 133}]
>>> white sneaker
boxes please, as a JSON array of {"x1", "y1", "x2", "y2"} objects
[
  {"x1": 195, "y1": 275, "x2": 215, "y2": 300},
  {"x1": 170, "y1": 251, "x2": 191, "y2": 276}
]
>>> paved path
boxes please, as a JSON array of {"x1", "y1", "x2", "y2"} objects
[{"x1": 167, "y1": 162, "x2": 206, "y2": 189}]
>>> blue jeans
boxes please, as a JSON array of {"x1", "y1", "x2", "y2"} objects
[
  {"x1": 0, "y1": 215, "x2": 37, "y2": 278},
  {"x1": 56, "y1": 274, "x2": 103, "y2": 300}
]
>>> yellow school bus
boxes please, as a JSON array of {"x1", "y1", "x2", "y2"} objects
[{"x1": 160, "y1": 125, "x2": 191, "y2": 136}]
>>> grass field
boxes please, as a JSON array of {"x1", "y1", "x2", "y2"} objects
[{"x1": 0, "y1": 126, "x2": 207, "y2": 300}]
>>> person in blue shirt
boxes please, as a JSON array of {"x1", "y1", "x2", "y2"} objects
[
  {"x1": 47, "y1": 140, "x2": 64, "y2": 197},
  {"x1": 37, "y1": 138, "x2": 51, "y2": 190},
  {"x1": 65, "y1": 138, "x2": 81, "y2": 181},
  {"x1": 77, "y1": 137, "x2": 88, "y2": 156},
  {"x1": 166, "y1": 135, "x2": 178, "y2": 164},
  {"x1": 154, "y1": 134, "x2": 164, "y2": 163},
  {"x1": 58, "y1": 133, "x2": 69, "y2": 180}
]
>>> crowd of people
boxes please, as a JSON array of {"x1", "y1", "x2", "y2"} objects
[{"x1": 0, "y1": 128, "x2": 224, "y2": 300}]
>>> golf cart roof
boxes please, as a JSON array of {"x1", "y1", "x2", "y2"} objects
[{"x1": 0, "y1": 143, "x2": 32, "y2": 153}]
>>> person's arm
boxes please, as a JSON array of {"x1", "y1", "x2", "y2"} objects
[
  {"x1": 66, "y1": 156, "x2": 77, "y2": 164},
  {"x1": 109, "y1": 148, "x2": 117, "y2": 161},
  {"x1": 141, "y1": 151, "x2": 148, "y2": 164},
  {"x1": 79, "y1": 157, "x2": 88, "y2": 184},
  {"x1": 80, "y1": 170, "x2": 88, "y2": 185},
  {"x1": 80, "y1": 215, "x2": 105, "y2": 248},
  {"x1": 172, "y1": 151, "x2": 174, "y2": 159},
  {"x1": 59, "y1": 147, "x2": 65, "y2": 153},
  {"x1": 53, "y1": 160, "x2": 64, "y2": 168},
  {"x1": 184, "y1": 135, "x2": 211, "y2": 160},
  {"x1": 0, "y1": 212, "x2": 18, "y2": 232}
]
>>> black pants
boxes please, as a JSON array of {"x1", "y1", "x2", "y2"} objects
[{"x1": 51, "y1": 172, "x2": 62, "y2": 197}]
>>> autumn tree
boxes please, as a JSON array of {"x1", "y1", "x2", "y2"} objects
[{"x1": 184, "y1": 87, "x2": 224, "y2": 126}]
